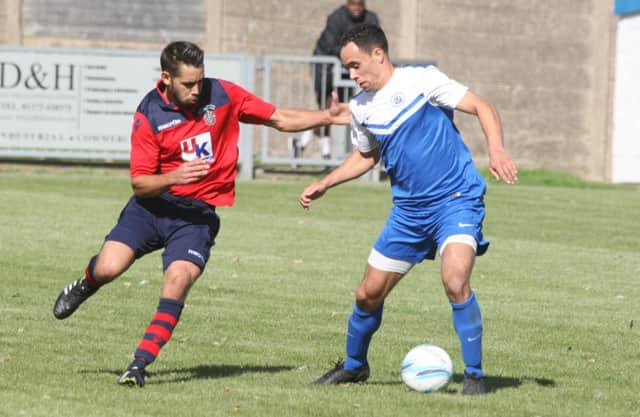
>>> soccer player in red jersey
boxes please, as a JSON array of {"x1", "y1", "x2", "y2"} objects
[{"x1": 52, "y1": 41, "x2": 349, "y2": 387}]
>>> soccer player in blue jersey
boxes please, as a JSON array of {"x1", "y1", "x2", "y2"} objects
[{"x1": 299, "y1": 24, "x2": 518, "y2": 395}]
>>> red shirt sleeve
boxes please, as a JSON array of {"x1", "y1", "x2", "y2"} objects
[
  {"x1": 224, "y1": 82, "x2": 276, "y2": 124},
  {"x1": 129, "y1": 112, "x2": 159, "y2": 177}
]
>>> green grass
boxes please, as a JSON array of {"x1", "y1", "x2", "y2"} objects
[{"x1": 1, "y1": 166, "x2": 639, "y2": 417}]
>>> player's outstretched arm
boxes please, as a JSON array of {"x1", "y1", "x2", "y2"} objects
[
  {"x1": 265, "y1": 91, "x2": 350, "y2": 132},
  {"x1": 131, "y1": 159, "x2": 210, "y2": 197},
  {"x1": 456, "y1": 91, "x2": 518, "y2": 184},
  {"x1": 299, "y1": 148, "x2": 379, "y2": 209}
]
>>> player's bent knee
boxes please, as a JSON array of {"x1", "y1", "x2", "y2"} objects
[
  {"x1": 443, "y1": 280, "x2": 471, "y2": 303},
  {"x1": 164, "y1": 271, "x2": 199, "y2": 289},
  {"x1": 163, "y1": 261, "x2": 202, "y2": 294},
  {"x1": 166, "y1": 260, "x2": 202, "y2": 279},
  {"x1": 94, "y1": 241, "x2": 136, "y2": 280},
  {"x1": 356, "y1": 276, "x2": 398, "y2": 311},
  {"x1": 355, "y1": 287, "x2": 384, "y2": 310},
  {"x1": 93, "y1": 260, "x2": 127, "y2": 280}
]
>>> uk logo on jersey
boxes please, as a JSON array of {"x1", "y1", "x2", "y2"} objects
[{"x1": 181, "y1": 132, "x2": 215, "y2": 163}]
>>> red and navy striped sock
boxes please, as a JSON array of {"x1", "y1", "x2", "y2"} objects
[
  {"x1": 83, "y1": 255, "x2": 100, "y2": 289},
  {"x1": 130, "y1": 298, "x2": 184, "y2": 370}
]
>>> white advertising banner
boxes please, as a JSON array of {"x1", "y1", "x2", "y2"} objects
[
  {"x1": 612, "y1": 15, "x2": 640, "y2": 183},
  {"x1": 0, "y1": 47, "x2": 255, "y2": 176}
]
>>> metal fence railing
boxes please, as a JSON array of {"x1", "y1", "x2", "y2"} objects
[{"x1": 260, "y1": 55, "x2": 358, "y2": 168}]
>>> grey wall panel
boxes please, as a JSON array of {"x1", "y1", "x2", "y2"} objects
[{"x1": 22, "y1": 0, "x2": 206, "y2": 43}]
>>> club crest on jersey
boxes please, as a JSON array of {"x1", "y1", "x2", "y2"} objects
[
  {"x1": 391, "y1": 92, "x2": 405, "y2": 107},
  {"x1": 202, "y1": 104, "x2": 216, "y2": 125},
  {"x1": 181, "y1": 132, "x2": 215, "y2": 163},
  {"x1": 133, "y1": 118, "x2": 142, "y2": 132}
]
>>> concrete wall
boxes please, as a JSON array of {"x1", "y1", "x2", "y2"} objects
[
  {"x1": 1, "y1": 0, "x2": 21, "y2": 44},
  {"x1": 22, "y1": 0, "x2": 206, "y2": 45},
  {"x1": 409, "y1": 1, "x2": 617, "y2": 181},
  {"x1": 0, "y1": 0, "x2": 619, "y2": 181}
]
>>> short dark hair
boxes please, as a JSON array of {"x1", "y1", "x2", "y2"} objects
[
  {"x1": 160, "y1": 41, "x2": 204, "y2": 76},
  {"x1": 340, "y1": 24, "x2": 388, "y2": 55}
]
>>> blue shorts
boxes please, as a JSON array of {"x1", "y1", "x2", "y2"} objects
[
  {"x1": 373, "y1": 195, "x2": 489, "y2": 264},
  {"x1": 105, "y1": 193, "x2": 220, "y2": 271}
]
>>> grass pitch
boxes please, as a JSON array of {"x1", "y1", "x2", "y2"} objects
[{"x1": 0, "y1": 165, "x2": 639, "y2": 417}]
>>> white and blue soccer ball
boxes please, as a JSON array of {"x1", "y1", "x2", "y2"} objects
[{"x1": 401, "y1": 344, "x2": 453, "y2": 392}]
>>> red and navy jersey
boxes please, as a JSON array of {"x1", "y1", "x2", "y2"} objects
[{"x1": 130, "y1": 79, "x2": 275, "y2": 206}]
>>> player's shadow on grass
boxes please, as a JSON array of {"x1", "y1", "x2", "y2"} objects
[
  {"x1": 88, "y1": 364, "x2": 295, "y2": 384},
  {"x1": 451, "y1": 373, "x2": 555, "y2": 393},
  {"x1": 371, "y1": 373, "x2": 555, "y2": 394},
  {"x1": 152, "y1": 364, "x2": 296, "y2": 384}
]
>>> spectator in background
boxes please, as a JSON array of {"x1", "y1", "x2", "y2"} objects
[{"x1": 290, "y1": 0, "x2": 379, "y2": 161}]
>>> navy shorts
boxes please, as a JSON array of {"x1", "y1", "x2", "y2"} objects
[{"x1": 105, "y1": 193, "x2": 220, "y2": 271}]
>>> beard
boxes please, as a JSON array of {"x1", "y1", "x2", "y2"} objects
[{"x1": 170, "y1": 91, "x2": 199, "y2": 110}]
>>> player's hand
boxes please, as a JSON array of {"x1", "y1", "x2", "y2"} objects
[
  {"x1": 173, "y1": 158, "x2": 210, "y2": 184},
  {"x1": 299, "y1": 181, "x2": 328, "y2": 209},
  {"x1": 328, "y1": 91, "x2": 350, "y2": 125},
  {"x1": 489, "y1": 148, "x2": 518, "y2": 184}
]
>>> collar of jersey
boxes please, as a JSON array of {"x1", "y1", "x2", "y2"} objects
[{"x1": 155, "y1": 80, "x2": 204, "y2": 118}]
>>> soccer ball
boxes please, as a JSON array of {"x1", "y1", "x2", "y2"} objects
[{"x1": 401, "y1": 344, "x2": 453, "y2": 392}]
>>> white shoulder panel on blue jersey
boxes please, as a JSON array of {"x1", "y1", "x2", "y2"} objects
[
  {"x1": 349, "y1": 66, "x2": 468, "y2": 147},
  {"x1": 349, "y1": 110, "x2": 379, "y2": 152},
  {"x1": 405, "y1": 66, "x2": 469, "y2": 109}
]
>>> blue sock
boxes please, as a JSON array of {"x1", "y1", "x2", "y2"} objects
[
  {"x1": 451, "y1": 292, "x2": 483, "y2": 377},
  {"x1": 344, "y1": 304, "x2": 383, "y2": 371}
]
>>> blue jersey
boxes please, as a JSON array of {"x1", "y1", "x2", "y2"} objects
[{"x1": 349, "y1": 66, "x2": 486, "y2": 210}]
